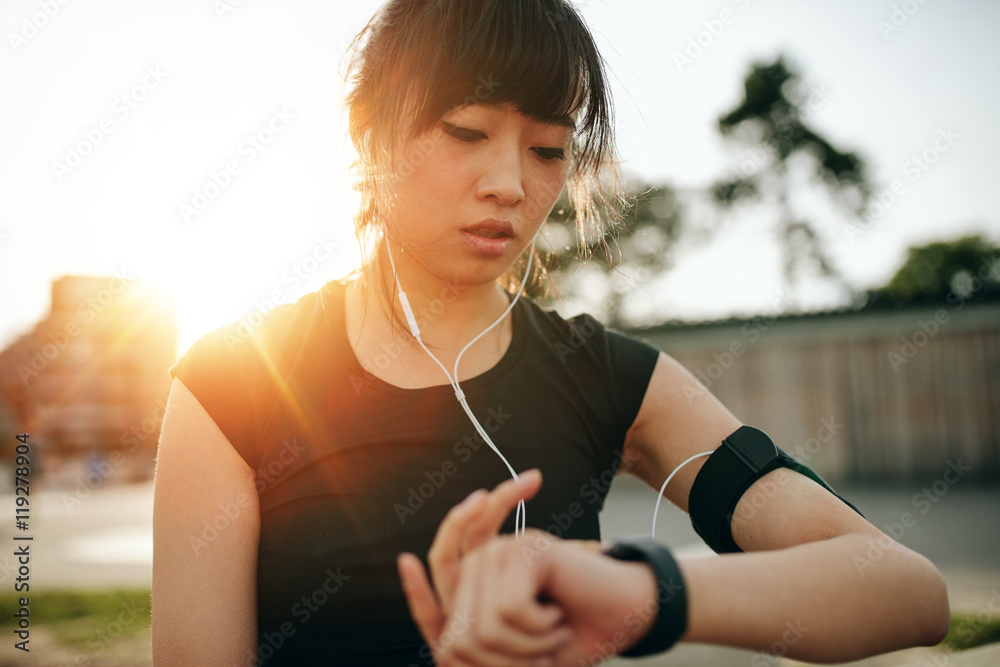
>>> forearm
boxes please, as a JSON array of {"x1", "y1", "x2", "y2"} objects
[{"x1": 677, "y1": 533, "x2": 949, "y2": 662}]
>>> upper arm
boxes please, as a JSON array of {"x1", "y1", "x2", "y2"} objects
[
  {"x1": 619, "y1": 351, "x2": 741, "y2": 512},
  {"x1": 152, "y1": 377, "x2": 260, "y2": 665},
  {"x1": 620, "y1": 352, "x2": 876, "y2": 549}
]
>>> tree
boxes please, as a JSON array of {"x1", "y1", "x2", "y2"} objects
[
  {"x1": 864, "y1": 234, "x2": 1000, "y2": 308},
  {"x1": 710, "y1": 56, "x2": 871, "y2": 305},
  {"x1": 536, "y1": 179, "x2": 685, "y2": 327},
  {"x1": 539, "y1": 55, "x2": 874, "y2": 325}
]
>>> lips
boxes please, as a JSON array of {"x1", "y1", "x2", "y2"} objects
[
  {"x1": 463, "y1": 219, "x2": 514, "y2": 239},
  {"x1": 460, "y1": 219, "x2": 515, "y2": 256},
  {"x1": 467, "y1": 229, "x2": 507, "y2": 239}
]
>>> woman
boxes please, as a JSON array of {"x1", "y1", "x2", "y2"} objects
[
  {"x1": 151, "y1": 0, "x2": 949, "y2": 665},
  {"x1": 154, "y1": 0, "x2": 639, "y2": 663}
]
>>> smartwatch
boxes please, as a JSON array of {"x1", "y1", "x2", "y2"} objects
[{"x1": 604, "y1": 539, "x2": 687, "y2": 657}]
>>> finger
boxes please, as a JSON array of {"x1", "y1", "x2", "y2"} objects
[
  {"x1": 446, "y1": 542, "x2": 573, "y2": 664},
  {"x1": 397, "y1": 552, "x2": 446, "y2": 651},
  {"x1": 428, "y1": 489, "x2": 490, "y2": 611},
  {"x1": 463, "y1": 469, "x2": 543, "y2": 551},
  {"x1": 442, "y1": 548, "x2": 517, "y2": 667},
  {"x1": 491, "y1": 542, "x2": 571, "y2": 645}
]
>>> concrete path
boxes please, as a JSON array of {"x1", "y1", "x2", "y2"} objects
[{"x1": 0, "y1": 474, "x2": 997, "y2": 666}]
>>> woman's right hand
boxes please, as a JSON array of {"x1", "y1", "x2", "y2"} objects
[
  {"x1": 398, "y1": 470, "x2": 562, "y2": 661},
  {"x1": 398, "y1": 472, "x2": 664, "y2": 666}
]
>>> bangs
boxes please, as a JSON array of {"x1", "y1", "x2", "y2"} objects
[
  {"x1": 350, "y1": 0, "x2": 613, "y2": 173},
  {"x1": 345, "y1": 0, "x2": 625, "y2": 284}
]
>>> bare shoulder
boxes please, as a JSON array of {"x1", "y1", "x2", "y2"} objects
[
  {"x1": 619, "y1": 351, "x2": 742, "y2": 511},
  {"x1": 156, "y1": 377, "x2": 255, "y2": 483}
]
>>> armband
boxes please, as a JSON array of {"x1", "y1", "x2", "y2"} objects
[
  {"x1": 604, "y1": 539, "x2": 687, "y2": 657},
  {"x1": 688, "y1": 425, "x2": 864, "y2": 554}
]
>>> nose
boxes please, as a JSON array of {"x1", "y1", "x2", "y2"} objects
[{"x1": 475, "y1": 142, "x2": 525, "y2": 207}]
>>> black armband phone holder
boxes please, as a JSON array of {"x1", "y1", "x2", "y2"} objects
[{"x1": 688, "y1": 425, "x2": 863, "y2": 554}]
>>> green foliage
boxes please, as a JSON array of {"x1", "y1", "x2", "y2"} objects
[
  {"x1": 542, "y1": 54, "x2": 873, "y2": 323},
  {"x1": 940, "y1": 611, "x2": 1000, "y2": 652},
  {"x1": 0, "y1": 588, "x2": 151, "y2": 646},
  {"x1": 865, "y1": 234, "x2": 1000, "y2": 308},
  {"x1": 716, "y1": 56, "x2": 867, "y2": 190}
]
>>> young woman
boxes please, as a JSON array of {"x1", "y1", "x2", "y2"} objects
[{"x1": 151, "y1": 0, "x2": 949, "y2": 665}]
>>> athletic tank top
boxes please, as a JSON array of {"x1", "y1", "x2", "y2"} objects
[{"x1": 167, "y1": 278, "x2": 661, "y2": 665}]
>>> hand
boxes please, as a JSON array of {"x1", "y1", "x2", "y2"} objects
[
  {"x1": 398, "y1": 472, "x2": 664, "y2": 666},
  {"x1": 398, "y1": 470, "x2": 550, "y2": 660}
]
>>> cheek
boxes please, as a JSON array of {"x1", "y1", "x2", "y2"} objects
[
  {"x1": 525, "y1": 170, "x2": 569, "y2": 221},
  {"x1": 392, "y1": 154, "x2": 465, "y2": 221}
]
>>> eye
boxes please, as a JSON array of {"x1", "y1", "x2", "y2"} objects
[
  {"x1": 533, "y1": 147, "x2": 567, "y2": 161},
  {"x1": 441, "y1": 122, "x2": 484, "y2": 143}
]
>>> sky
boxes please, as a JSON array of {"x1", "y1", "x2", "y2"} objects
[{"x1": 1, "y1": 0, "x2": 998, "y2": 355}]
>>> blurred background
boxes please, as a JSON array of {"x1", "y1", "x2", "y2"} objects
[{"x1": 1, "y1": 0, "x2": 998, "y2": 664}]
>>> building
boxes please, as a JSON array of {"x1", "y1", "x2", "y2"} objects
[{"x1": 0, "y1": 275, "x2": 176, "y2": 482}]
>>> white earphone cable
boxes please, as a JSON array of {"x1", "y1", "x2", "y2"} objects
[
  {"x1": 384, "y1": 234, "x2": 536, "y2": 537},
  {"x1": 651, "y1": 451, "x2": 714, "y2": 539}
]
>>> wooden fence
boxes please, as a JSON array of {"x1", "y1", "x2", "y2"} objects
[{"x1": 630, "y1": 300, "x2": 1000, "y2": 482}]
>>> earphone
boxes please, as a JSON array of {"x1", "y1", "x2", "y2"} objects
[
  {"x1": 384, "y1": 233, "x2": 715, "y2": 542},
  {"x1": 384, "y1": 233, "x2": 536, "y2": 537}
]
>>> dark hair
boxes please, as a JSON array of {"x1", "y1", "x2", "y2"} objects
[{"x1": 343, "y1": 0, "x2": 623, "y2": 294}]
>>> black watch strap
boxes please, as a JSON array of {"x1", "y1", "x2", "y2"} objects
[{"x1": 604, "y1": 539, "x2": 687, "y2": 657}]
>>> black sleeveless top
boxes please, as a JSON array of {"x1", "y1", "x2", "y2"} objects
[{"x1": 168, "y1": 279, "x2": 661, "y2": 665}]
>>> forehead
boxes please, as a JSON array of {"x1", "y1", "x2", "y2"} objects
[{"x1": 447, "y1": 101, "x2": 577, "y2": 131}]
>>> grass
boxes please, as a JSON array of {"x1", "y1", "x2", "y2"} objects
[
  {"x1": 1, "y1": 589, "x2": 998, "y2": 660},
  {"x1": 939, "y1": 611, "x2": 1000, "y2": 652},
  {"x1": 0, "y1": 588, "x2": 150, "y2": 649}
]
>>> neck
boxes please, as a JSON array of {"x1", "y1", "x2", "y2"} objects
[{"x1": 362, "y1": 247, "x2": 516, "y2": 351}]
